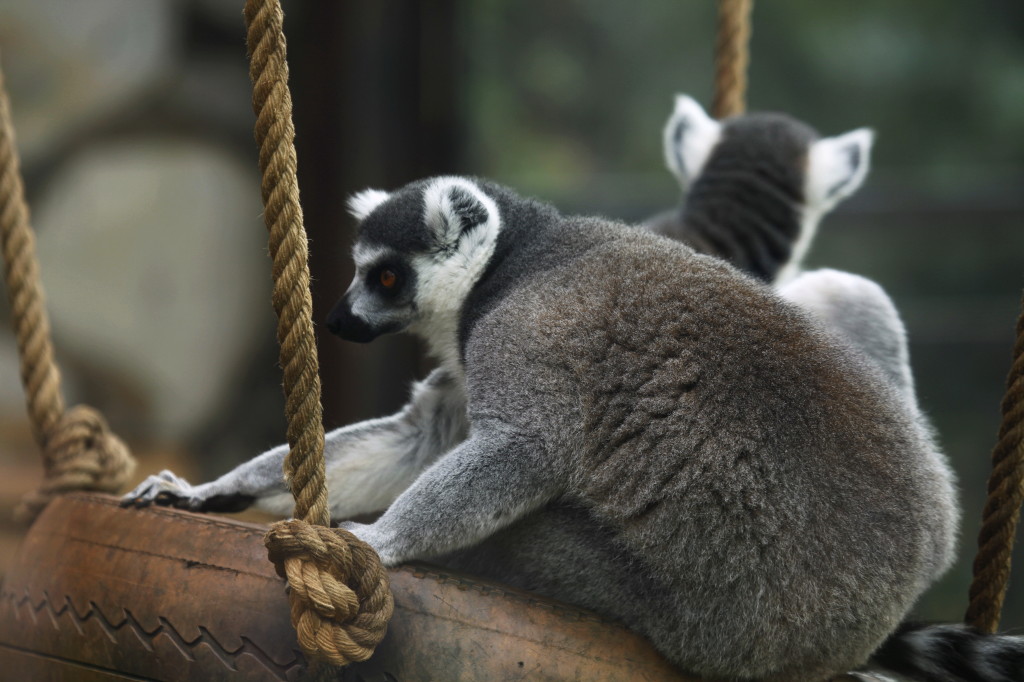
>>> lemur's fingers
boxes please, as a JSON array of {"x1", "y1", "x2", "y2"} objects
[{"x1": 120, "y1": 470, "x2": 195, "y2": 508}]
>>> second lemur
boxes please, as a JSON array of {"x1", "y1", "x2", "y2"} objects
[{"x1": 647, "y1": 94, "x2": 873, "y2": 283}]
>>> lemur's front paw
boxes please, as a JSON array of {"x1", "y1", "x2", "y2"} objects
[
  {"x1": 120, "y1": 470, "x2": 204, "y2": 510},
  {"x1": 339, "y1": 521, "x2": 400, "y2": 566}
]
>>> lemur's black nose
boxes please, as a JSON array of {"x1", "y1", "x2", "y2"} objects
[
  {"x1": 324, "y1": 304, "x2": 345, "y2": 335},
  {"x1": 325, "y1": 298, "x2": 379, "y2": 343}
]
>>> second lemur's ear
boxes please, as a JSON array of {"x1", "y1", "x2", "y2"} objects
[
  {"x1": 663, "y1": 94, "x2": 722, "y2": 190},
  {"x1": 423, "y1": 178, "x2": 497, "y2": 252},
  {"x1": 347, "y1": 188, "x2": 391, "y2": 221},
  {"x1": 805, "y1": 128, "x2": 874, "y2": 211}
]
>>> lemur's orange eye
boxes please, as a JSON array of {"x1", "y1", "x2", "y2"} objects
[{"x1": 379, "y1": 269, "x2": 397, "y2": 288}]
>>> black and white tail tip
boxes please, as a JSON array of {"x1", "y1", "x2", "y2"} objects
[{"x1": 868, "y1": 622, "x2": 1024, "y2": 682}]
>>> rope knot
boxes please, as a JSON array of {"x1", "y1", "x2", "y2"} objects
[
  {"x1": 265, "y1": 519, "x2": 394, "y2": 667},
  {"x1": 14, "y1": 405, "x2": 135, "y2": 525}
]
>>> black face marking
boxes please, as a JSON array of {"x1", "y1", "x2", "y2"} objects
[
  {"x1": 357, "y1": 179, "x2": 436, "y2": 253},
  {"x1": 366, "y1": 259, "x2": 413, "y2": 299},
  {"x1": 325, "y1": 296, "x2": 404, "y2": 343},
  {"x1": 825, "y1": 142, "x2": 862, "y2": 199}
]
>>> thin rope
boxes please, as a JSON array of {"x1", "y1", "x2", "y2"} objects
[
  {"x1": 243, "y1": 0, "x2": 392, "y2": 666},
  {"x1": 712, "y1": 0, "x2": 753, "y2": 119},
  {"x1": 966, "y1": 292, "x2": 1024, "y2": 632},
  {"x1": 0, "y1": 60, "x2": 134, "y2": 525}
]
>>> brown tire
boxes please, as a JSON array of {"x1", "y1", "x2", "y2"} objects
[{"x1": 0, "y1": 493, "x2": 694, "y2": 681}]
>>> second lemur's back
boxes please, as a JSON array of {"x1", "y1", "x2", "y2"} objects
[{"x1": 647, "y1": 95, "x2": 873, "y2": 283}]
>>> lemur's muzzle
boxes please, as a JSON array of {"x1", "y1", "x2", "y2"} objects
[{"x1": 325, "y1": 296, "x2": 382, "y2": 343}]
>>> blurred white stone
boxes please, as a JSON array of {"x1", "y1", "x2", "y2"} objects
[
  {"x1": 33, "y1": 137, "x2": 269, "y2": 439},
  {"x1": 0, "y1": 0, "x2": 177, "y2": 161}
]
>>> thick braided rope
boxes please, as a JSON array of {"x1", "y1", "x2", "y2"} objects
[
  {"x1": 0, "y1": 62, "x2": 134, "y2": 525},
  {"x1": 244, "y1": 0, "x2": 327, "y2": 528},
  {"x1": 243, "y1": 0, "x2": 392, "y2": 665},
  {"x1": 712, "y1": 0, "x2": 753, "y2": 119},
  {"x1": 965, "y1": 293, "x2": 1024, "y2": 632},
  {"x1": 13, "y1": 405, "x2": 134, "y2": 523},
  {"x1": 266, "y1": 521, "x2": 395, "y2": 666}
]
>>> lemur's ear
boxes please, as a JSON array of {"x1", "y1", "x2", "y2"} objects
[
  {"x1": 805, "y1": 128, "x2": 874, "y2": 210},
  {"x1": 347, "y1": 188, "x2": 391, "y2": 221},
  {"x1": 423, "y1": 178, "x2": 496, "y2": 251},
  {"x1": 663, "y1": 94, "x2": 722, "y2": 190}
]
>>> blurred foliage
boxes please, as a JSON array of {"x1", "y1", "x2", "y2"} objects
[{"x1": 462, "y1": 0, "x2": 1024, "y2": 198}]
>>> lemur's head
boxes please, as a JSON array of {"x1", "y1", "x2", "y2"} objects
[
  {"x1": 663, "y1": 94, "x2": 874, "y2": 215},
  {"x1": 662, "y1": 94, "x2": 873, "y2": 280},
  {"x1": 326, "y1": 177, "x2": 501, "y2": 349}
]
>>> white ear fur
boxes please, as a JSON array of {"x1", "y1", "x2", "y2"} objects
[
  {"x1": 347, "y1": 188, "x2": 391, "y2": 221},
  {"x1": 805, "y1": 128, "x2": 874, "y2": 210},
  {"x1": 413, "y1": 177, "x2": 502, "y2": 371},
  {"x1": 662, "y1": 94, "x2": 722, "y2": 188},
  {"x1": 422, "y1": 177, "x2": 497, "y2": 250}
]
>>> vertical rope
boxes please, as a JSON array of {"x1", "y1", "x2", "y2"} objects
[
  {"x1": 244, "y1": 0, "x2": 393, "y2": 666},
  {"x1": 0, "y1": 60, "x2": 134, "y2": 525},
  {"x1": 712, "y1": 0, "x2": 753, "y2": 119},
  {"x1": 244, "y1": 0, "x2": 328, "y2": 528},
  {"x1": 966, "y1": 293, "x2": 1024, "y2": 632},
  {"x1": 0, "y1": 67, "x2": 65, "y2": 446}
]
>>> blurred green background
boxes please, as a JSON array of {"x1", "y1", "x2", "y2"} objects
[{"x1": 0, "y1": 0, "x2": 1021, "y2": 633}]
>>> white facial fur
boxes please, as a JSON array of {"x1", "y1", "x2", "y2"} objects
[
  {"x1": 663, "y1": 94, "x2": 722, "y2": 190},
  {"x1": 409, "y1": 177, "x2": 502, "y2": 372},
  {"x1": 778, "y1": 127, "x2": 874, "y2": 284},
  {"x1": 347, "y1": 188, "x2": 391, "y2": 221},
  {"x1": 352, "y1": 241, "x2": 392, "y2": 272}
]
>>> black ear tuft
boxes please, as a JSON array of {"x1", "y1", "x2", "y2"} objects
[
  {"x1": 448, "y1": 186, "x2": 489, "y2": 234},
  {"x1": 423, "y1": 178, "x2": 496, "y2": 251}
]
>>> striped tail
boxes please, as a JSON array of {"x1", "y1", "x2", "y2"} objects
[{"x1": 865, "y1": 622, "x2": 1024, "y2": 681}]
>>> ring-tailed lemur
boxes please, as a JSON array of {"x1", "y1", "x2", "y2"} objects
[
  {"x1": 647, "y1": 94, "x2": 873, "y2": 284},
  {"x1": 124, "y1": 177, "x2": 1022, "y2": 681}
]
